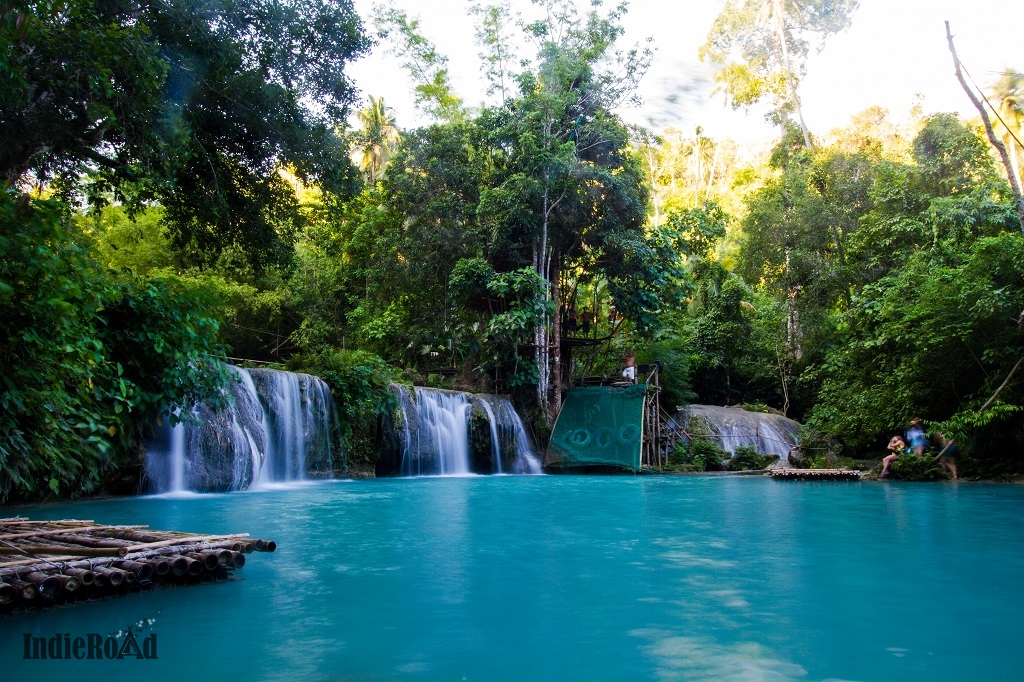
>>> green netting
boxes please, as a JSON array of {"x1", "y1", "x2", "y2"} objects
[{"x1": 545, "y1": 384, "x2": 647, "y2": 471}]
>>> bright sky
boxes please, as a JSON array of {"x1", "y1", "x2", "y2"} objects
[{"x1": 347, "y1": 0, "x2": 1023, "y2": 144}]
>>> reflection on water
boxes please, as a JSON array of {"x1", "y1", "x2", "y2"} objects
[{"x1": 2, "y1": 477, "x2": 1022, "y2": 681}]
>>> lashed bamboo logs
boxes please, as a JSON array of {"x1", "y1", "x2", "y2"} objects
[
  {"x1": 0, "y1": 581, "x2": 17, "y2": 604},
  {"x1": 0, "y1": 518, "x2": 276, "y2": 612}
]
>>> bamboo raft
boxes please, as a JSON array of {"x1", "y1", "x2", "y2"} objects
[
  {"x1": 769, "y1": 469, "x2": 862, "y2": 481},
  {"x1": 0, "y1": 517, "x2": 275, "y2": 613}
]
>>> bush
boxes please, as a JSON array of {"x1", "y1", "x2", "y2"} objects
[
  {"x1": 287, "y1": 349, "x2": 396, "y2": 475},
  {"x1": 667, "y1": 440, "x2": 689, "y2": 469},
  {"x1": 1, "y1": 193, "x2": 230, "y2": 501},
  {"x1": 727, "y1": 446, "x2": 779, "y2": 471},
  {"x1": 688, "y1": 439, "x2": 727, "y2": 472},
  {"x1": 880, "y1": 454, "x2": 945, "y2": 481}
]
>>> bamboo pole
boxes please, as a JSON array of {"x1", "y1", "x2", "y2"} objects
[
  {"x1": 93, "y1": 566, "x2": 127, "y2": 587},
  {"x1": 45, "y1": 533, "x2": 134, "y2": 548},
  {"x1": 63, "y1": 567, "x2": 96, "y2": 586},
  {"x1": 0, "y1": 546, "x2": 127, "y2": 558},
  {"x1": 122, "y1": 533, "x2": 251, "y2": 553},
  {"x1": 117, "y1": 561, "x2": 154, "y2": 580},
  {"x1": 24, "y1": 571, "x2": 63, "y2": 597},
  {"x1": 5, "y1": 579, "x2": 37, "y2": 600},
  {"x1": 0, "y1": 519, "x2": 93, "y2": 525},
  {"x1": 0, "y1": 525, "x2": 146, "y2": 541},
  {"x1": 0, "y1": 537, "x2": 263, "y2": 572},
  {"x1": 0, "y1": 581, "x2": 16, "y2": 604}
]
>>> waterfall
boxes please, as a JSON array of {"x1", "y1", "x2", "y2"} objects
[
  {"x1": 144, "y1": 366, "x2": 340, "y2": 493},
  {"x1": 475, "y1": 398, "x2": 503, "y2": 474},
  {"x1": 248, "y1": 368, "x2": 338, "y2": 485},
  {"x1": 395, "y1": 387, "x2": 472, "y2": 476},
  {"x1": 390, "y1": 385, "x2": 541, "y2": 476},
  {"x1": 673, "y1": 405, "x2": 801, "y2": 466},
  {"x1": 476, "y1": 396, "x2": 542, "y2": 474}
]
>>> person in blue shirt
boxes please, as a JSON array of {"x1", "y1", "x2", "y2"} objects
[{"x1": 905, "y1": 418, "x2": 929, "y2": 456}]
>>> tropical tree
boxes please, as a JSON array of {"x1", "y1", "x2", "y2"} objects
[
  {"x1": 354, "y1": 96, "x2": 401, "y2": 184},
  {"x1": 700, "y1": 0, "x2": 859, "y2": 148},
  {"x1": 475, "y1": 0, "x2": 657, "y2": 420},
  {"x1": 990, "y1": 69, "x2": 1023, "y2": 191},
  {"x1": 2, "y1": 0, "x2": 369, "y2": 271},
  {"x1": 373, "y1": 6, "x2": 467, "y2": 122}
]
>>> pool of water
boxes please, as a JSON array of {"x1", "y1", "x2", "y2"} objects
[{"x1": 2, "y1": 476, "x2": 1022, "y2": 680}]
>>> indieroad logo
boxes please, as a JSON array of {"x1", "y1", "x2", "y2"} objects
[{"x1": 22, "y1": 612, "x2": 159, "y2": 660}]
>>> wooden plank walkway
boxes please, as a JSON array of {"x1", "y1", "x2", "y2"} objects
[{"x1": 0, "y1": 517, "x2": 275, "y2": 612}]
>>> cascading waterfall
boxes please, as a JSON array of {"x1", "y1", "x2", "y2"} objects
[
  {"x1": 475, "y1": 396, "x2": 543, "y2": 474},
  {"x1": 476, "y1": 398, "x2": 504, "y2": 474},
  {"x1": 391, "y1": 385, "x2": 541, "y2": 476},
  {"x1": 396, "y1": 387, "x2": 472, "y2": 476},
  {"x1": 144, "y1": 366, "x2": 340, "y2": 493},
  {"x1": 673, "y1": 405, "x2": 801, "y2": 467},
  {"x1": 248, "y1": 368, "x2": 338, "y2": 485}
]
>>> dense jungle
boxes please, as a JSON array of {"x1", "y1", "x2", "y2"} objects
[{"x1": 3, "y1": 0, "x2": 1024, "y2": 500}]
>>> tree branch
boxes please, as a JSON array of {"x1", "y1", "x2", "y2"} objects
[
  {"x1": 978, "y1": 355, "x2": 1024, "y2": 414},
  {"x1": 945, "y1": 21, "x2": 1024, "y2": 235}
]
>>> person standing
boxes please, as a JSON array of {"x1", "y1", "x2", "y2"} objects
[
  {"x1": 621, "y1": 352, "x2": 636, "y2": 383},
  {"x1": 932, "y1": 432, "x2": 959, "y2": 481},
  {"x1": 905, "y1": 418, "x2": 929, "y2": 456}
]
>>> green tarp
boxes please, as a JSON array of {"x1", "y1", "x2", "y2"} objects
[{"x1": 545, "y1": 384, "x2": 647, "y2": 471}]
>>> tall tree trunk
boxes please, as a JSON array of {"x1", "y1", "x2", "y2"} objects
[
  {"x1": 536, "y1": 173, "x2": 552, "y2": 411},
  {"x1": 704, "y1": 140, "x2": 719, "y2": 205},
  {"x1": 691, "y1": 136, "x2": 702, "y2": 207},
  {"x1": 550, "y1": 259, "x2": 562, "y2": 423},
  {"x1": 1009, "y1": 135, "x2": 1023, "y2": 193},
  {"x1": 537, "y1": 177, "x2": 551, "y2": 416},
  {"x1": 774, "y1": 0, "x2": 813, "y2": 150},
  {"x1": 645, "y1": 147, "x2": 660, "y2": 227},
  {"x1": 946, "y1": 21, "x2": 1024, "y2": 235},
  {"x1": 784, "y1": 248, "x2": 803, "y2": 360}
]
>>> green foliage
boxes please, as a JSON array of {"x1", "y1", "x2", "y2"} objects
[
  {"x1": 287, "y1": 349, "x2": 396, "y2": 473},
  {"x1": 373, "y1": 6, "x2": 467, "y2": 122},
  {"x1": 799, "y1": 453, "x2": 862, "y2": 470},
  {"x1": 664, "y1": 202, "x2": 730, "y2": 260},
  {"x1": 687, "y1": 439, "x2": 727, "y2": 472},
  {"x1": 880, "y1": 454, "x2": 944, "y2": 481},
  {"x1": 4, "y1": 0, "x2": 370, "y2": 271},
  {"x1": 682, "y1": 265, "x2": 756, "y2": 405},
  {"x1": 667, "y1": 440, "x2": 689, "y2": 469},
  {"x1": 1, "y1": 0, "x2": 166, "y2": 186},
  {"x1": 0, "y1": 192, "x2": 229, "y2": 501},
  {"x1": 81, "y1": 206, "x2": 175, "y2": 275},
  {"x1": 700, "y1": 0, "x2": 859, "y2": 116},
  {"x1": 727, "y1": 446, "x2": 779, "y2": 471},
  {"x1": 484, "y1": 268, "x2": 553, "y2": 386}
]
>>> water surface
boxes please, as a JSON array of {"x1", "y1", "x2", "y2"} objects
[{"x1": 2, "y1": 477, "x2": 1022, "y2": 680}]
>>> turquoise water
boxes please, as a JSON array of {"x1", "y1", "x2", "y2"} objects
[{"x1": 2, "y1": 476, "x2": 1023, "y2": 680}]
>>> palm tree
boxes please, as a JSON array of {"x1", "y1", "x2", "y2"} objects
[
  {"x1": 355, "y1": 96, "x2": 400, "y2": 184},
  {"x1": 991, "y1": 69, "x2": 1023, "y2": 190}
]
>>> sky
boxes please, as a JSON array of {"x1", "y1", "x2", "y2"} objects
[{"x1": 346, "y1": 0, "x2": 1023, "y2": 144}]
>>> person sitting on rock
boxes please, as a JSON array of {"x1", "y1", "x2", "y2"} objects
[{"x1": 880, "y1": 435, "x2": 906, "y2": 478}]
